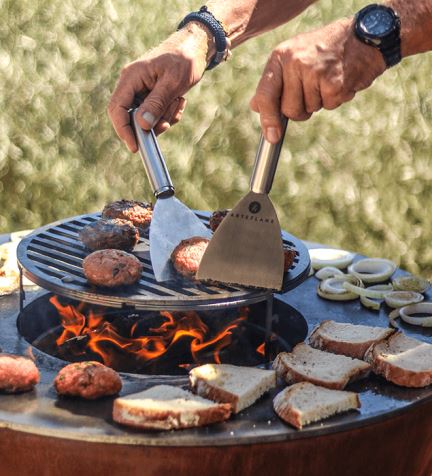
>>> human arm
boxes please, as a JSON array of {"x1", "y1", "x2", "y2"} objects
[
  {"x1": 108, "y1": 0, "x2": 317, "y2": 152},
  {"x1": 250, "y1": 0, "x2": 432, "y2": 143}
]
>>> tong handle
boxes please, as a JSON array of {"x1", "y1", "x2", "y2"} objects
[
  {"x1": 250, "y1": 117, "x2": 289, "y2": 194},
  {"x1": 131, "y1": 108, "x2": 175, "y2": 198}
]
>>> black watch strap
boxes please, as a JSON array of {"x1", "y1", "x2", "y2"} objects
[
  {"x1": 178, "y1": 6, "x2": 228, "y2": 70},
  {"x1": 381, "y1": 37, "x2": 401, "y2": 67}
]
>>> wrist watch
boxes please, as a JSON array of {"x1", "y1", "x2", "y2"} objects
[{"x1": 354, "y1": 4, "x2": 401, "y2": 68}]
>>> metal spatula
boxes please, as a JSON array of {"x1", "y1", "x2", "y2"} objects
[
  {"x1": 131, "y1": 109, "x2": 211, "y2": 282},
  {"x1": 196, "y1": 118, "x2": 288, "y2": 290}
]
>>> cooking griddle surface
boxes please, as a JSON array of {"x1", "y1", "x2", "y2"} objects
[
  {"x1": 0, "y1": 247, "x2": 432, "y2": 446},
  {"x1": 16, "y1": 212, "x2": 311, "y2": 311}
]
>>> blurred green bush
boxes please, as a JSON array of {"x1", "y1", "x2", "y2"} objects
[{"x1": 1, "y1": 0, "x2": 431, "y2": 275}]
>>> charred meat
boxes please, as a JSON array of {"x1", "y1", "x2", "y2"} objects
[
  {"x1": 102, "y1": 199, "x2": 153, "y2": 231},
  {"x1": 0, "y1": 353, "x2": 40, "y2": 393},
  {"x1": 79, "y1": 218, "x2": 139, "y2": 252},
  {"x1": 171, "y1": 237, "x2": 210, "y2": 279},
  {"x1": 284, "y1": 247, "x2": 297, "y2": 273},
  {"x1": 54, "y1": 361, "x2": 122, "y2": 400},
  {"x1": 209, "y1": 209, "x2": 230, "y2": 232},
  {"x1": 83, "y1": 249, "x2": 142, "y2": 287}
]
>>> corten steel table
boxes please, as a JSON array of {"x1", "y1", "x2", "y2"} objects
[{"x1": 0, "y1": 232, "x2": 431, "y2": 476}]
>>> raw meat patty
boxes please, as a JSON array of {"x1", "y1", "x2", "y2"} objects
[
  {"x1": 171, "y1": 237, "x2": 210, "y2": 279},
  {"x1": 0, "y1": 353, "x2": 40, "y2": 393},
  {"x1": 54, "y1": 361, "x2": 122, "y2": 400},
  {"x1": 102, "y1": 199, "x2": 153, "y2": 230},
  {"x1": 83, "y1": 249, "x2": 142, "y2": 287},
  {"x1": 209, "y1": 209, "x2": 230, "y2": 232},
  {"x1": 79, "y1": 218, "x2": 139, "y2": 251}
]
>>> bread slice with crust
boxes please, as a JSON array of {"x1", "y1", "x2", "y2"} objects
[
  {"x1": 273, "y1": 382, "x2": 361, "y2": 429},
  {"x1": 112, "y1": 385, "x2": 231, "y2": 430},
  {"x1": 273, "y1": 343, "x2": 370, "y2": 390},
  {"x1": 364, "y1": 332, "x2": 432, "y2": 388},
  {"x1": 309, "y1": 320, "x2": 396, "y2": 359},
  {"x1": 189, "y1": 364, "x2": 276, "y2": 413}
]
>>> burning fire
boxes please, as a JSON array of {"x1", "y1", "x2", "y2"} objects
[{"x1": 50, "y1": 296, "x2": 250, "y2": 368}]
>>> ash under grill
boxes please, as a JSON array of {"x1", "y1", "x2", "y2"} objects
[{"x1": 17, "y1": 211, "x2": 311, "y2": 310}]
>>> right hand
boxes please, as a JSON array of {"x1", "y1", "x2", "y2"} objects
[{"x1": 108, "y1": 24, "x2": 212, "y2": 152}]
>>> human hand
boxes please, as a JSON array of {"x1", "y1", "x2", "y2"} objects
[
  {"x1": 250, "y1": 18, "x2": 386, "y2": 143},
  {"x1": 108, "y1": 23, "x2": 213, "y2": 152}
]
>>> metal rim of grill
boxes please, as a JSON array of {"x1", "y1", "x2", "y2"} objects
[{"x1": 17, "y1": 211, "x2": 311, "y2": 310}]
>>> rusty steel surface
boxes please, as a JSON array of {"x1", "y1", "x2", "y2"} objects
[{"x1": 1, "y1": 230, "x2": 432, "y2": 445}]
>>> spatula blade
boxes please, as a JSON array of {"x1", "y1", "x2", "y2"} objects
[
  {"x1": 149, "y1": 196, "x2": 212, "y2": 282},
  {"x1": 196, "y1": 191, "x2": 284, "y2": 290}
]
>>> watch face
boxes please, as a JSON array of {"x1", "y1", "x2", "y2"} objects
[{"x1": 361, "y1": 9, "x2": 394, "y2": 37}]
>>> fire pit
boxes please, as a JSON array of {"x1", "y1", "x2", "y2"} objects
[{"x1": 1, "y1": 213, "x2": 432, "y2": 476}]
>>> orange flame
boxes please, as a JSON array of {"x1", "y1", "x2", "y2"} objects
[
  {"x1": 50, "y1": 297, "x2": 249, "y2": 368},
  {"x1": 256, "y1": 342, "x2": 265, "y2": 356}
]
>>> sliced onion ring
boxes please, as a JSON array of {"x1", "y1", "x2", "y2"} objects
[
  {"x1": 392, "y1": 275, "x2": 431, "y2": 294},
  {"x1": 399, "y1": 303, "x2": 432, "y2": 327},
  {"x1": 348, "y1": 258, "x2": 397, "y2": 284},
  {"x1": 342, "y1": 282, "x2": 392, "y2": 299},
  {"x1": 318, "y1": 275, "x2": 363, "y2": 301},
  {"x1": 309, "y1": 248, "x2": 356, "y2": 270},
  {"x1": 384, "y1": 291, "x2": 424, "y2": 309},
  {"x1": 315, "y1": 267, "x2": 344, "y2": 281},
  {"x1": 388, "y1": 309, "x2": 400, "y2": 328},
  {"x1": 359, "y1": 284, "x2": 393, "y2": 311}
]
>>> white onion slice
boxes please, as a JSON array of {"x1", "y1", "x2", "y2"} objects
[
  {"x1": 318, "y1": 275, "x2": 363, "y2": 301},
  {"x1": 309, "y1": 248, "x2": 356, "y2": 270},
  {"x1": 388, "y1": 309, "x2": 400, "y2": 328},
  {"x1": 392, "y1": 275, "x2": 430, "y2": 294},
  {"x1": 384, "y1": 291, "x2": 424, "y2": 308},
  {"x1": 348, "y1": 258, "x2": 397, "y2": 284},
  {"x1": 315, "y1": 267, "x2": 344, "y2": 281},
  {"x1": 399, "y1": 303, "x2": 432, "y2": 327},
  {"x1": 343, "y1": 282, "x2": 392, "y2": 299},
  {"x1": 359, "y1": 284, "x2": 393, "y2": 311}
]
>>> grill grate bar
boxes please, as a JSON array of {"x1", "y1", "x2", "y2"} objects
[{"x1": 17, "y1": 211, "x2": 311, "y2": 310}]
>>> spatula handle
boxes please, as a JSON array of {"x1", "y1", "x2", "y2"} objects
[
  {"x1": 131, "y1": 109, "x2": 175, "y2": 198},
  {"x1": 250, "y1": 117, "x2": 288, "y2": 194}
]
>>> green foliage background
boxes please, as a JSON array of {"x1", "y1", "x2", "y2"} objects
[{"x1": 1, "y1": 0, "x2": 431, "y2": 275}]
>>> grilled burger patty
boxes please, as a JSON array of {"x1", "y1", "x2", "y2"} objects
[
  {"x1": 284, "y1": 248, "x2": 297, "y2": 273},
  {"x1": 54, "y1": 361, "x2": 122, "y2": 400},
  {"x1": 209, "y1": 209, "x2": 230, "y2": 232},
  {"x1": 83, "y1": 249, "x2": 142, "y2": 287},
  {"x1": 102, "y1": 199, "x2": 153, "y2": 230},
  {"x1": 0, "y1": 353, "x2": 40, "y2": 393},
  {"x1": 79, "y1": 218, "x2": 139, "y2": 251},
  {"x1": 171, "y1": 237, "x2": 210, "y2": 279}
]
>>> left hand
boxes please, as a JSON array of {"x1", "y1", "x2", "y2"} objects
[{"x1": 250, "y1": 18, "x2": 387, "y2": 143}]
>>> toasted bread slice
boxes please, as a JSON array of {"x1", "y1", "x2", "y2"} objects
[
  {"x1": 309, "y1": 320, "x2": 395, "y2": 359},
  {"x1": 364, "y1": 332, "x2": 432, "y2": 388},
  {"x1": 112, "y1": 385, "x2": 231, "y2": 430},
  {"x1": 273, "y1": 343, "x2": 370, "y2": 390},
  {"x1": 273, "y1": 382, "x2": 361, "y2": 429},
  {"x1": 189, "y1": 364, "x2": 276, "y2": 413}
]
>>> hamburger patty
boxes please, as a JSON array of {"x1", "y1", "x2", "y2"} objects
[
  {"x1": 284, "y1": 247, "x2": 297, "y2": 273},
  {"x1": 209, "y1": 209, "x2": 230, "y2": 232},
  {"x1": 79, "y1": 218, "x2": 139, "y2": 252},
  {"x1": 171, "y1": 237, "x2": 210, "y2": 279},
  {"x1": 0, "y1": 353, "x2": 40, "y2": 393},
  {"x1": 83, "y1": 249, "x2": 142, "y2": 287},
  {"x1": 54, "y1": 361, "x2": 122, "y2": 400},
  {"x1": 102, "y1": 199, "x2": 153, "y2": 230}
]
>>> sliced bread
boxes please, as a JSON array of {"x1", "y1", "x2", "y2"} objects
[
  {"x1": 112, "y1": 385, "x2": 231, "y2": 430},
  {"x1": 189, "y1": 363, "x2": 276, "y2": 413},
  {"x1": 364, "y1": 332, "x2": 432, "y2": 388},
  {"x1": 273, "y1": 382, "x2": 361, "y2": 429},
  {"x1": 309, "y1": 320, "x2": 396, "y2": 359},
  {"x1": 273, "y1": 343, "x2": 370, "y2": 390}
]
